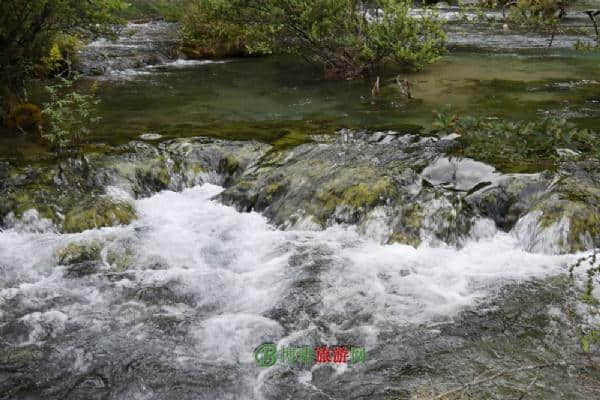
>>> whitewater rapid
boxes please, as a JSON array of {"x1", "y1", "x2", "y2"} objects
[{"x1": 0, "y1": 184, "x2": 578, "y2": 398}]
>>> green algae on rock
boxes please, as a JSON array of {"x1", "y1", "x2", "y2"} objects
[
  {"x1": 220, "y1": 131, "x2": 474, "y2": 245},
  {"x1": 55, "y1": 241, "x2": 103, "y2": 265},
  {"x1": 0, "y1": 138, "x2": 271, "y2": 234},
  {"x1": 63, "y1": 198, "x2": 137, "y2": 233},
  {"x1": 514, "y1": 163, "x2": 600, "y2": 253},
  {"x1": 2, "y1": 132, "x2": 600, "y2": 253}
]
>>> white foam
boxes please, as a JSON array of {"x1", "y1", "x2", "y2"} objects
[
  {"x1": 160, "y1": 59, "x2": 230, "y2": 68},
  {"x1": 0, "y1": 184, "x2": 577, "y2": 353}
]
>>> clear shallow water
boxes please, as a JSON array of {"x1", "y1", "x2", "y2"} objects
[
  {"x1": 0, "y1": 184, "x2": 578, "y2": 398},
  {"x1": 91, "y1": 51, "x2": 600, "y2": 145},
  {"x1": 3, "y1": 21, "x2": 599, "y2": 161}
]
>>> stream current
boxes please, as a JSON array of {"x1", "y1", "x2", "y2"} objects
[
  {"x1": 0, "y1": 184, "x2": 577, "y2": 398},
  {"x1": 1, "y1": 11, "x2": 600, "y2": 399}
]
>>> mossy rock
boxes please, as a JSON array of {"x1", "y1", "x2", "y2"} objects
[
  {"x1": 55, "y1": 240, "x2": 102, "y2": 265},
  {"x1": 388, "y1": 232, "x2": 421, "y2": 247},
  {"x1": 386, "y1": 203, "x2": 425, "y2": 247},
  {"x1": 313, "y1": 168, "x2": 398, "y2": 225},
  {"x1": 62, "y1": 198, "x2": 136, "y2": 233},
  {"x1": 105, "y1": 238, "x2": 137, "y2": 272},
  {"x1": 340, "y1": 179, "x2": 396, "y2": 209},
  {"x1": 0, "y1": 345, "x2": 44, "y2": 366},
  {"x1": 133, "y1": 158, "x2": 172, "y2": 196},
  {"x1": 581, "y1": 329, "x2": 600, "y2": 353},
  {"x1": 4, "y1": 190, "x2": 57, "y2": 223},
  {"x1": 219, "y1": 155, "x2": 240, "y2": 176},
  {"x1": 523, "y1": 174, "x2": 600, "y2": 253}
]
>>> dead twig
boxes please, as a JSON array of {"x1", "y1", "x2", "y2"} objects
[
  {"x1": 396, "y1": 75, "x2": 412, "y2": 99},
  {"x1": 371, "y1": 76, "x2": 380, "y2": 103}
]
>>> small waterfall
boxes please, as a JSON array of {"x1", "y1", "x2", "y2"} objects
[
  {"x1": 0, "y1": 183, "x2": 579, "y2": 398},
  {"x1": 79, "y1": 21, "x2": 180, "y2": 77}
]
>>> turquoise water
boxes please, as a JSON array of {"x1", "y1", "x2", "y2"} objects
[
  {"x1": 94, "y1": 51, "x2": 600, "y2": 144},
  {"x1": 2, "y1": 50, "x2": 599, "y2": 161}
]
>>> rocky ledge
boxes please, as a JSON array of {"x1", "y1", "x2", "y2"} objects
[
  {"x1": 220, "y1": 130, "x2": 600, "y2": 254},
  {"x1": 2, "y1": 131, "x2": 600, "y2": 254}
]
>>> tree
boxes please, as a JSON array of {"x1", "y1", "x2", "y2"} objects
[
  {"x1": 0, "y1": 0, "x2": 126, "y2": 120},
  {"x1": 181, "y1": 0, "x2": 446, "y2": 79}
]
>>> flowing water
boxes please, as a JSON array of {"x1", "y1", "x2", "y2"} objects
[
  {"x1": 1, "y1": 15, "x2": 600, "y2": 399},
  {"x1": 0, "y1": 184, "x2": 579, "y2": 399}
]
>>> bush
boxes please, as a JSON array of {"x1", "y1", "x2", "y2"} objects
[
  {"x1": 41, "y1": 79, "x2": 101, "y2": 151},
  {"x1": 507, "y1": 0, "x2": 569, "y2": 30},
  {"x1": 117, "y1": 0, "x2": 187, "y2": 21},
  {"x1": 181, "y1": 0, "x2": 271, "y2": 58},
  {"x1": 40, "y1": 34, "x2": 84, "y2": 78},
  {"x1": 0, "y1": 0, "x2": 126, "y2": 115},
  {"x1": 433, "y1": 112, "x2": 599, "y2": 171},
  {"x1": 181, "y1": 0, "x2": 446, "y2": 78}
]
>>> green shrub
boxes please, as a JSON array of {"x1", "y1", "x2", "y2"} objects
[
  {"x1": 41, "y1": 79, "x2": 101, "y2": 151},
  {"x1": 433, "y1": 112, "x2": 600, "y2": 171},
  {"x1": 117, "y1": 0, "x2": 187, "y2": 21},
  {"x1": 181, "y1": 0, "x2": 446, "y2": 78},
  {"x1": 40, "y1": 34, "x2": 84, "y2": 78},
  {"x1": 0, "y1": 0, "x2": 127, "y2": 115},
  {"x1": 181, "y1": 0, "x2": 272, "y2": 58},
  {"x1": 506, "y1": 0, "x2": 571, "y2": 31}
]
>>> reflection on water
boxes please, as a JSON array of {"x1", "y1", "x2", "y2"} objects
[
  {"x1": 93, "y1": 52, "x2": 600, "y2": 145},
  {"x1": 2, "y1": 42, "x2": 600, "y2": 161}
]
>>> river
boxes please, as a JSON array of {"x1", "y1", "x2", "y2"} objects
[{"x1": 1, "y1": 13, "x2": 599, "y2": 400}]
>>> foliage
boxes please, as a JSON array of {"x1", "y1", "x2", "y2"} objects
[
  {"x1": 41, "y1": 79, "x2": 101, "y2": 151},
  {"x1": 40, "y1": 34, "x2": 84, "y2": 78},
  {"x1": 0, "y1": 0, "x2": 126, "y2": 118},
  {"x1": 506, "y1": 0, "x2": 570, "y2": 31},
  {"x1": 181, "y1": 0, "x2": 274, "y2": 58},
  {"x1": 574, "y1": 39, "x2": 600, "y2": 51},
  {"x1": 432, "y1": 112, "x2": 600, "y2": 171},
  {"x1": 181, "y1": 0, "x2": 446, "y2": 78}
]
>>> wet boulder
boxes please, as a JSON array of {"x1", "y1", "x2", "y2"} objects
[
  {"x1": 512, "y1": 161, "x2": 600, "y2": 254},
  {"x1": 220, "y1": 131, "x2": 481, "y2": 246},
  {"x1": 62, "y1": 198, "x2": 137, "y2": 233}
]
